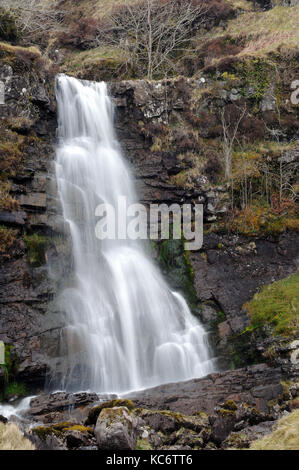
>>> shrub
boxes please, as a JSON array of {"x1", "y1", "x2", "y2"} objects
[
  {"x1": 0, "y1": 7, "x2": 19, "y2": 41},
  {"x1": 203, "y1": 151, "x2": 222, "y2": 183},
  {"x1": 0, "y1": 182, "x2": 18, "y2": 212},
  {"x1": 57, "y1": 16, "x2": 98, "y2": 49},
  {"x1": 173, "y1": 128, "x2": 200, "y2": 152},
  {"x1": 0, "y1": 226, "x2": 17, "y2": 260},
  {"x1": 0, "y1": 0, "x2": 63, "y2": 44}
]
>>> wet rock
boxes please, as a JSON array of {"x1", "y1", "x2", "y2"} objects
[
  {"x1": 29, "y1": 392, "x2": 99, "y2": 419},
  {"x1": 33, "y1": 432, "x2": 67, "y2": 450},
  {"x1": 0, "y1": 415, "x2": 8, "y2": 424},
  {"x1": 128, "y1": 364, "x2": 283, "y2": 414},
  {"x1": 200, "y1": 302, "x2": 219, "y2": 324},
  {"x1": 18, "y1": 193, "x2": 47, "y2": 210},
  {"x1": 0, "y1": 210, "x2": 27, "y2": 226},
  {"x1": 65, "y1": 428, "x2": 95, "y2": 449},
  {"x1": 95, "y1": 406, "x2": 138, "y2": 450}
]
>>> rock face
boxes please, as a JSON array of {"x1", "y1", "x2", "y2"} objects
[
  {"x1": 109, "y1": 79, "x2": 230, "y2": 214},
  {"x1": 0, "y1": 56, "x2": 64, "y2": 386},
  {"x1": 95, "y1": 406, "x2": 138, "y2": 450},
  {"x1": 191, "y1": 231, "x2": 299, "y2": 334},
  {"x1": 0, "y1": 69, "x2": 297, "y2": 393},
  {"x1": 128, "y1": 364, "x2": 283, "y2": 414}
]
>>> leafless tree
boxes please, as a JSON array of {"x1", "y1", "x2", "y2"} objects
[
  {"x1": 96, "y1": 0, "x2": 208, "y2": 79},
  {"x1": 220, "y1": 105, "x2": 247, "y2": 180},
  {"x1": 1, "y1": 0, "x2": 63, "y2": 41}
]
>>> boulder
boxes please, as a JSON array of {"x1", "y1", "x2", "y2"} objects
[{"x1": 95, "y1": 406, "x2": 138, "y2": 450}]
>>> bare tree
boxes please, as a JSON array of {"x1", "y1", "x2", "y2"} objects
[
  {"x1": 96, "y1": 0, "x2": 208, "y2": 79},
  {"x1": 1, "y1": 0, "x2": 63, "y2": 41},
  {"x1": 220, "y1": 105, "x2": 247, "y2": 180}
]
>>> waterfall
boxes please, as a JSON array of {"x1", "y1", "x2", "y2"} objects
[{"x1": 54, "y1": 74, "x2": 214, "y2": 394}]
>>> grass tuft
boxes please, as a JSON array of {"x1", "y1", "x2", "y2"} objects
[
  {"x1": 0, "y1": 423, "x2": 35, "y2": 450},
  {"x1": 250, "y1": 409, "x2": 299, "y2": 450}
]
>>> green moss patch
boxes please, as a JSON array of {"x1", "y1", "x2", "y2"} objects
[
  {"x1": 245, "y1": 271, "x2": 299, "y2": 337},
  {"x1": 24, "y1": 233, "x2": 48, "y2": 267},
  {"x1": 157, "y1": 239, "x2": 197, "y2": 306}
]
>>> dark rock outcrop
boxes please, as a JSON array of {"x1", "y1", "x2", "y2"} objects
[{"x1": 127, "y1": 364, "x2": 283, "y2": 414}]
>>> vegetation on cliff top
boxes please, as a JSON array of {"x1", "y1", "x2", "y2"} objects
[{"x1": 244, "y1": 271, "x2": 299, "y2": 337}]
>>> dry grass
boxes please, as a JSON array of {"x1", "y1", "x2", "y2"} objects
[
  {"x1": 197, "y1": 4, "x2": 299, "y2": 58},
  {"x1": 0, "y1": 423, "x2": 35, "y2": 451},
  {"x1": 224, "y1": 0, "x2": 254, "y2": 11},
  {"x1": 64, "y1": 45, "x2": 126, "y2": 69},
  {"x1": 250, "y1": 410, "x2": 299, "y2": 450},
  {"x1": 59, "y1": 0, "x2": 139, "y2": 20}
]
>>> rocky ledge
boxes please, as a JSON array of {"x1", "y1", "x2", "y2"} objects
[{"x1": 1, "y1": 363, "x2": 294, "y2": 450}]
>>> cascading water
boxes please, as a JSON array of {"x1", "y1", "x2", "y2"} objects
[{"x1": 54, "y1": 74, "x2": 215, "y2": 394}]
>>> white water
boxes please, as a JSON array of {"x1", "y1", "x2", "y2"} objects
[
  {"x1": 0, "y1": 396, "x2": 35, "y2": 420},
  {"x1": 54, "y1": 74, "x2": 215, "y2": 394}
]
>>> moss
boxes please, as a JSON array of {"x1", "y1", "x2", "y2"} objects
[
  {"x1": 63, "y1": 46, "x2": 132, "y2": 81},
  {"x1": 32, "y1": 422, "x2": 74, "y2": 441},
  {"x1": 228, "y1": 329, "x2": 262, "y2": 369},
  {"x1": 222, "y1": 399, "x2": 238, "y2": 411},
  {"x1": 209, "y1": 308, "x2": 227, "y2": 331},
  {"x1": 244, "y1": 272, "x2": 299, "y2": 337},
  {"x1": 135, "y1": 438, "x2": 153, "y2": 450},
  {"x1": 219, "y1": 408, "x2": 236, "y2": 416},
  {"x1": 5, "y1": 382, "x2": 27, "y2": 398},
  {"x1": 225, "y1": 431, "x2": 249, "y2": 449},
  {"x1": 24, "y1": 233, "x2": 48, "y2": 267},
  {"x1": 61, "y1": 425, "x2": 93, "y2": 433},
  {"x1": 85, "y1": 399, "x2": 135, "y2": 425},
  {"x1": 0, "y1": 42, "x2": 42, "y2": 70},
  {"x1": 157, "y1": 239, "x2": 197, "y2": 306}
]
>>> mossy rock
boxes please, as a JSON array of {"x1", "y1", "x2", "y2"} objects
[
  {"x1": 135, "y1": 438, "x2": 153, "y2": 450},
  {"x1": 222, "y1": 399, "x2": 238, "y2": 411},
  {"x1": 224, "y1": 431, "x2": 249, "y2": 449},
  {"x1": 24, "y1": 233, "x2": 48, "y2": 267},
  {"x1": 134, "y1": 408, "x2": 209, "y2": 434},
  {"x1": 85, "y1": 399, "x2": 135, "y2": 425},
  {"x1": 61, "y1": 424, "x2": 93, "y2": 434},
  {"x1": 219, "y1": 408, "x2": 236, "y2": 416},
  {"x1": 31, "y1": 422, "x2": 74, "y2": 441},
  {"x1": 157, "y1": 239, "x2": 197, "y2": 306}
]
